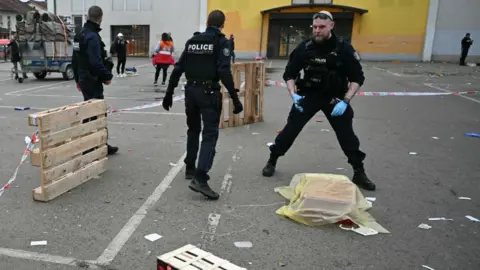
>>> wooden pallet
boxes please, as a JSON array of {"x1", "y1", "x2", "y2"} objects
[
  {"x1": 27, "y1": 99, "x2": 108, "y2": 202},
  {"x1": 219, "y1": 61, "x2": 265, "y2": 129},
  {"x1": 157, "y1": 244, "x2": 247, "y2": 270}
]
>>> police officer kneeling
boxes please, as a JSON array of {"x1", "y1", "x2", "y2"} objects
[
  {"x1": 162, "y1": 10, "x2": 243, "y2": 200},
  {"x1": 262, "y1": 11, "x2": 375, "y2": 191},
  {"x1": 72, "y1": 5, "x2": 118, "y2": 155}
]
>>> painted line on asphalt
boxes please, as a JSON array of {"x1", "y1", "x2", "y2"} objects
[
  {"x1": 201, "y1": 145, "x2": 243, "y2": 249},
  {"x1": 424, "y1": 83, "x2": 480, "y2": 104},
  {"x1": 95, "y1": 152, "x2": 186, "y2": 266},
  {"x1": 108, "y1": 121, "x2": 163, "y2": 126},
  {"x1": 6, "y1": 93, "x2": 144, "y2": 101},
  {"x1": 372, "y1": 66, "x2": 403, "y2": 76},
  {"x1": 0, "y1": 247, "x2": 99, "y2": 269},
  {"x1": 4, "y1": 81, "x2": 71, "y2": 95},
  {"x1": 0, "y1": 105, "x2": 185, "y2": 116},
  {"x1": 118, "y1": 111, "x2": 185, "y2": 116}
]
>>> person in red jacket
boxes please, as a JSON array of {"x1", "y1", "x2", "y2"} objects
[{"x1": 152, "y1": 33, "x2": 174, "y2": 86}]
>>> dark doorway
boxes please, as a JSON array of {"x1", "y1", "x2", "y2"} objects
[
  {"x1": 266, "y1": 12, "x2": 353, "y2": 58},
  {"x1": 111, "y1": 25, "x2": 150, "y2": 57}
]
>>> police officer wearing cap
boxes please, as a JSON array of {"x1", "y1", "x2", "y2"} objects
[
  {"x1": 261, "y1": 11, "x2": 375, "y2": 191},
  {"x1": 72, "y1": 5, "x2": 118, "y2": 155},
  {"x1": 162, "y1": 10, "x2": 243, "y2": 200}
]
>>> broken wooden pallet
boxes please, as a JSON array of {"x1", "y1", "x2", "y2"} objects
[
  {"x1": 28, "y1": 99, "x2": 108, "y2": 202},
  {"x1": 219, "y1": 61, "x2": 265, "y2": 129},
  {"x1": 157, "y1": 244, "x2": 247, "y2": 270}
]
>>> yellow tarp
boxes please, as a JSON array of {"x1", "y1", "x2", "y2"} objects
[{"x1": 275, "y1": 173, "x2": 389, "y2": 234}]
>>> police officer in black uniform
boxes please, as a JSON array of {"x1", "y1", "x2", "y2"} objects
[
  {"x1": 162, "y1": 10, "x2": 243, "y2": 200},
  {"x1": 261, "y1": 11, "x2": 375, "y2": 191},
  {"x1": 72, "y1": 6, "x2": 118, "y2": 155}
]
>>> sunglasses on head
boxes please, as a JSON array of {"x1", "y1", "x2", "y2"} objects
[{"x1": 313, "y1": 13, "x2": 333, "y2": 21}]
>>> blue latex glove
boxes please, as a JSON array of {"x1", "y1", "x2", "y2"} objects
[
  {"x1": 331, "y1": 100, "x2": 348, "y2": 116},
  {"x1": 292, "y1": 93, "x2": 304, "y2": 112}
]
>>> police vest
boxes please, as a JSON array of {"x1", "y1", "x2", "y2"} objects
[
  {"x1": 184, "y1": 33, "x2": 221, "y2": 82},
  {"x1": 302, "y1": 38, "x2": 347, "y2": 96}
]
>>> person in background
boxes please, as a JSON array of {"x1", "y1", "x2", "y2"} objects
[
  {"x1": 113, "y1": 33, "x2": 127, "y2": 77},
  {"x1": 153, "y1": 32, "x2": 174, "y2": 86},
  {"x1": 460, "y1": 33, "x2": 473, "y2": 66},
  {"x1": 229, "y1": 34, "x2": 235, "y2": 63},
  {"x1": 7, "y1": 36, "x2": 28, "y2": 80}
]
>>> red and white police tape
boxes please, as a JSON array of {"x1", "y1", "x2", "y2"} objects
[
  {"x1": 0, "y1": 94, "x2": 186, "y2": 198},
  {"x1": 264, "y1": 80, "x2": 478, "y2": 96}
]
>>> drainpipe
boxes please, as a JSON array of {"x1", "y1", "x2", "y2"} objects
[
  {"x1": 422, "y1": 0, "x2": 439, "y2": 62},
  {"x1": 199, "y1": 0, "x2": 207, "y2": 32},
  {"x1": 259, "y1": 13, "x2": 264, "y2": 57}
]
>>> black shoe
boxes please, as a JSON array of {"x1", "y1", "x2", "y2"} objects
[
  {"x1": 185, "y1": 164, "x2": 196, "y2": 180},
  {"x1": 352, "y1": 168, "x2": 376, "y2": 191},
  {"x1": 189, "y1": 179, "x2": 219, "y2": 200},
  {"x1": 107, "y1": 144, "x2": 119, "y2": 155},
  {"x1": 154, "y1": 81, "x2": 158, "y2": 86},
  {"x1": 161, "y1": 82, "x2": 166, "y2": 85},
  {"x1": 262, "y1": 155, "x2": 278, "y2": 177}
]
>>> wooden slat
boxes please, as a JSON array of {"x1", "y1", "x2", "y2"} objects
[
  {"x1": 258, "y1": 62, "x2": 265, "y2": 121},
  {"x1": 33, "y1": 158, "x2": 107, "y2": 202},
  {"x1": 41, "y1": 129, "x2": 107, "y2": 168},
  {"x1": 42, "y1": 145, "x2": 108, "y2": 184},
  {"x1": 30, "y1": 99, "x2": 106, "y2": 131},
  {"x1": 40, "y1": 117, "x2": 107, "y2": 149}
]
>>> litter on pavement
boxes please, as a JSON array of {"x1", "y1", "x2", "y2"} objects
[
  {"x1": 274, "y1": 173, "x2": 389, "y2": 236},
  {"x1": 458, "y1": 197, "x2": 471, "y2": 200},
  {"x1": 465, "y1": 215, "x2": 479, "y2": 222},
  {"x1": 428, "y1": 217, "x2": 453, "y2": 221},
  {"x1": 145, "y1": 233, "x2": 163, "y2": 242},
  {"x1": 464, "y1": 132, "x2": 480, "y2": 138},
  {"x1": 422, "y1": 265, "x2": 435, "y2": 270},
  {"x1": 30, "y1": 240, "x2": 47, "y2": 246},
  {"x1": 418, "y1": 223, "x2": 432, "y2": 230},
  {"x1": 234, "y1": 241, "x2": 253, "y2": 248},
  {"x1": 409, "y1": 152, "x2": 418, "y2": 155}
]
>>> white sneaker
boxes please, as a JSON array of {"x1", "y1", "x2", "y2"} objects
[
  {"x1": 116, "y1": 74, "x2": 121, "y2": 78},
  {"x1": 121, "y1": 74, "x2": 127, "y2": 78}
]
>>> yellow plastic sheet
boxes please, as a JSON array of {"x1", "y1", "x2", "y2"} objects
[{"x1": 275, "y1": 173, "x2": 389, "y2": 234}]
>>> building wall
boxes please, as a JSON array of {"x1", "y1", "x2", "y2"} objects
[
  {"x1": 51, "y1": 0, "x2": 200, "y2": 56},
  {"x1": 0, "y1": 11, "x2": 16, "y2": 33},
  {"x1": 431, "y1": 0, "x2": 480, "y2": 62},
  {"x1": 208, "y1": 0, "x2": 430, "y2": 61}
]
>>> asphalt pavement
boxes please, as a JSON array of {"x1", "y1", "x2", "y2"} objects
[{"x1": 0, "y1": 58, "x2": 479, "y2": 270}]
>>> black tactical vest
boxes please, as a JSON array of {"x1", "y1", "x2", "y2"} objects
[
  {"x1": 302, "y1": 38, "x2": 348, "y2": 97},
  {"x1": 73, "y1": 28, "x2": 111, "y2": 79},
  {"x1": 184, "y1": 33, "x2": 220, "y2": 82}
]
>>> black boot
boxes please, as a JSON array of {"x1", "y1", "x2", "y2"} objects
[
  {"x1": 185, "y1": 164, "x2": 196, "y2": 180},
  {"x1": 262, "y1": 154, "x2": 278, "y2": 177},
  {"x1": 352, "y1": 167, "x2": 376, "y2": 191},
  {"x1": 107, "y1": 144, "x2": 119, "y2": 155},
  {"x1": 189, "y1": 171, "x2": 219, "y2": 200}
]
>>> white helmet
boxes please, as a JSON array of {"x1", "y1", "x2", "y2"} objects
[{"x1": 117, "y1": 33, "x2": 124, "y2": 37}]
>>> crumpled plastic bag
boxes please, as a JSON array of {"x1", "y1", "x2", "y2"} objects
[{"x1": 275, "y1": 173, "x2": 389, "y2": 234}]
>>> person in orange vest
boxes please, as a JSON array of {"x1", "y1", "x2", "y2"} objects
[{"x1": 152, "y1": 33, "x2": 175, "y2": 86}]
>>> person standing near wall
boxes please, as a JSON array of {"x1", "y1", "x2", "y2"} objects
[
  {"x1": 460, "y1": 33, "x2": 473, "y2": 66},
  {"x1": 113, "y1": 33, "x2": 127, "y2": 77}
]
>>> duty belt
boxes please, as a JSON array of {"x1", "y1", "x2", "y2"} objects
[{"x1": 187, "y1": 80, "x2": 220, "y2": 88}]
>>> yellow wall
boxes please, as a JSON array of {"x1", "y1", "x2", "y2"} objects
[{"x1": 208, "y1": 0, "x2": 430, "y2": 56}]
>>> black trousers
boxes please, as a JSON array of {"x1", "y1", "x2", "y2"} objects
[
  {"x1": 117, "y1": 57, "x2": 126, "y2": 74},
  {"x1": 270, "y1": 93, "x2": 366, "y2": 168},
  {"x1": 81, "y1": 88, "x2": 109, "y2": 140},
  {"x1": 155, "y1": 64, "x2": 169, "y2": 83},
  {"x1": 183, "y1": 85, "x2": 223, "y2": 176},
  {"x1": 460, "y1": 48, "x2": 469, "y2": 65}
]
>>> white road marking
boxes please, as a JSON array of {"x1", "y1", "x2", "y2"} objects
[
  {"x1": 0, "y1": 105, "x2": 50, "y2": 110},
  {"x1": 424, "y1": 83, "x2": 480, "y2": 104},
  {"x1": 372, "y1": 66, "x2": 403, "y2": 76},
  {"x1": 95, "y1": 152, "x2": 186, "y2": 266},
  {"x1": 0, "y1": 78, "x2": 12, "y2": 82},
  {"x1": 0, "y1": 247, "x2": 99, "y2": 269},
  {"x1": 117, "y1": 111, "x2": 185, "y2": 116},
  {"x1": 201, "y1": 146, "x2": 243, "y2": 249},
  {"x1": 4, "y1": 81, "x2": 70, "y2": 95},
  {"x1": 7, "y1": 93, "x2": 144, "y2": 100},
  {"x1": 108, "y1": 121, "x2": 163, "y2": 126}
]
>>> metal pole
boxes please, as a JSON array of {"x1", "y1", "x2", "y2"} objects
[{"x1": 54, "y1": 0, "x2": 57, "y2": 15}]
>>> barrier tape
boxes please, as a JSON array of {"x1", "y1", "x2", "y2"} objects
[
  {"x1": 0, "y1": 93, "x2": 186, "y2": 198},
  {"x1": 264, "y1": 80, "x2": 479, "y2": 96},
  {"x1": 0, "y1": 131, "x2": 38, "y2": 197}
]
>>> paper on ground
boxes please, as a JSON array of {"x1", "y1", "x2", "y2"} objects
[
  {"x1": 418, "y1": 223, "x2": 432, "y2": 229},
  {"x1": 145, "y1": 233, "x2": 162, "y2": 242},
  {"x1": 30, "y1": 240, "x2": 47, "y2": 246},
  {"x1": 234, "y1": 241, "x2": 253, "y2": 248},
  {"x1": 458, "y1": 197, "x2": 471, "y2": 200},
  {"x1": 428, "y1": 217, "x2": 453, "y2": 221},
  {"x1": 465, "y1": 215, "x2": 479, "y2": 222}
]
